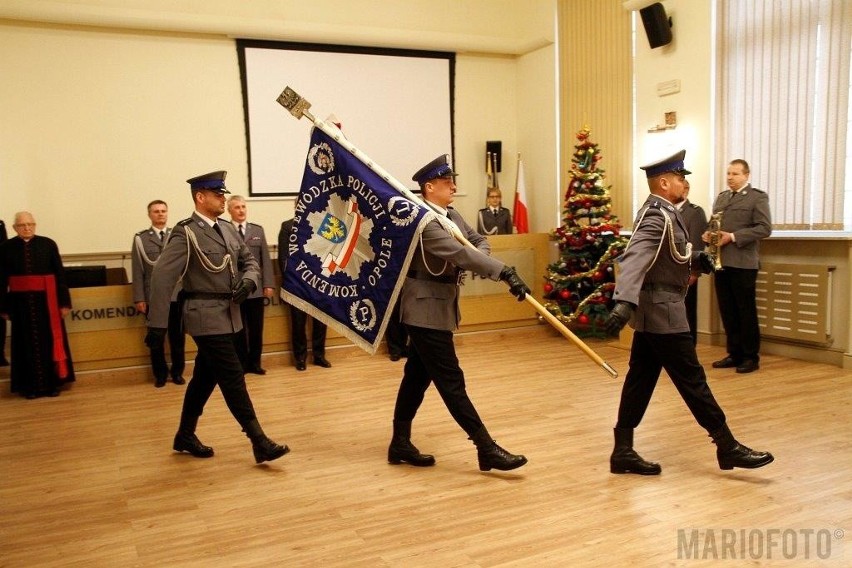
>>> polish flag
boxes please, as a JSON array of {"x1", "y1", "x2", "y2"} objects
[{"x1": 513, "y1": 155, "x2": 530, "y2": 234}]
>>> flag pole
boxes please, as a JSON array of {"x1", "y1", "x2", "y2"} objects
[{"x1": 277, "y1": 86, "x2": 618, "y2": 378}]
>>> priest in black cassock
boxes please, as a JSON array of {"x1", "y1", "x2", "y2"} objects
[
  {"x1": 0, "y1": 218, "x2": 7, "y2": 366},
  {"x1": 0, "y1": 211, "x2": 75, "y2": 399}
]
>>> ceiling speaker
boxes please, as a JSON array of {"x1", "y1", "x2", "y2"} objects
[{"x1": 639, "y1": 2, "x2": 673, "y2": 49}]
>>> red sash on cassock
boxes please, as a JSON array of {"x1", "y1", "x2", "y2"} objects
[{"x1": 8, "y1": 274, "x2": 70, "y2": 379}]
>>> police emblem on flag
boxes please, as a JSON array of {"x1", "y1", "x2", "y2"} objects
[{"x1": 305, "y1": 194, "x2": 376, "y2": 278}]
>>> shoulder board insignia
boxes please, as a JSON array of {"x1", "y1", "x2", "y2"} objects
[
  {"x1": 135, "y1": 229, "x2": 148, "y2": 236},
  {"x1": 649, "y1": 200, "x2": 661, "y2": 209},
  {"x1": 177, "y1": 218, "x2": 194, "y2": 227},
  {"x1": 752, "y1": 187, "x2": 766, "y2": 193}
]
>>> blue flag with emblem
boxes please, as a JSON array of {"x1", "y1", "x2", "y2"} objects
[{"x1": 281, "y1": 127, "x2": 435, "y2": 354}]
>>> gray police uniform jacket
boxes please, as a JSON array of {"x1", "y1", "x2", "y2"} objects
[
  {"x1": 239, "y1": 222, "x2": 274, "y2": 300},
  {"x1": 400, "y1": 208, "x2": 504, "y2": 331},
  {"x1": 147, "y1": 212, "x2": 260, "y2": 336},
  {"x1": 710, "y1": 183, "x2": 772, "y2": 270},
  {"x1": 131, "y1": 228, "x2": 180, "y2": 303},
  {"x1": 613, "y1": 195, "x2": 702, "y2": 334},
  {"x1": 476, "y1": 206, "x2": 512, "y2": 235}
]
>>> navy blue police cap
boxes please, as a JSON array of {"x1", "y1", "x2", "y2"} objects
[
  {"x1": 186, "y1": 170, "x2": 229, "y2": 193},
  {"x1": 640, "y1": 150, "x2": 692, "y2": 178},
  {"x1": 412, "y1": 154, "x2": 459, "y2": 186}
]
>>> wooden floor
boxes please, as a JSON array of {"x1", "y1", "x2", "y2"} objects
[{"x1": 0, "y1": 326, "x2": 850, "y2": 567}]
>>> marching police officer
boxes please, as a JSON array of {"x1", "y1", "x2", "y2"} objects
[
  {"x1": 387, "y1": 154, "x2": 531, "y2": 472},
  {"x1": 605, "y1": 150, "x2": 773, "y2": 474},
  {"x1": 145, "y1": 171, "x2": 288, "y2": 464}
]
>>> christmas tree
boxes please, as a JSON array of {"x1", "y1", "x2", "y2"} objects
[{"x1": 543, "y1": 126, "x2": 628, "y2": 337}]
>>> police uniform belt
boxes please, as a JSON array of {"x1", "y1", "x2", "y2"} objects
[
  {"x1": 184, "y1": 292, "x2": 232, "y2": 300},
  {"x1": 407, "y1": 269, "x2": 458, "y2": 284},
  {"x1": 641, "y1": 282, "x2": 686, "y2": 295}
]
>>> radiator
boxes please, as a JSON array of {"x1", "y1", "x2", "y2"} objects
[{"x1": 755, "y1": 263, "x2": 834, "y2": 345}]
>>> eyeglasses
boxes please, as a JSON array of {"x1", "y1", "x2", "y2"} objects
[{"x1": 14, "y1": 223, "x2": 36, "y2": 228}]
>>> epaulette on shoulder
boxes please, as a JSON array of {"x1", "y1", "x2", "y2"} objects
[
  {"x1": 752, "y1": 187, "x2": 766, "y2": 194},
  {"x1": 648, "y1": 200, "x2": 662, "y2": 209},
  {"x1": 135, "y1": 229, "x2": 148, "y2": 236},
  {"x1": 177, "y1": 218, "x2": 194, "y2": 226},
  {"x1": 688, "y1": 202, "x2": 700, "y2": 209}
]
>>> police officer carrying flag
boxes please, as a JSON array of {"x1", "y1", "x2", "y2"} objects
[
  {"x1": 387, "y1": 154, "x2": 531, "y2": 472},
  {"x1": 145, "y1": 171, "x2": 288, "y2": 464}
]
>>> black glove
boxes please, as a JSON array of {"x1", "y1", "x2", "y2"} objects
[
  {"x1": 231, "y1": 278, "x2": 257, "y2": 304},
  {"x1": 144, "y1": 327, "x2": 167, "y2": 348},
  {"x1": 605, "y1": 301, "x2": 635, "y2": 337},
  {"x1": 499, "y1": 266, "x2": 531, "y2": 302},
  {"x1": 696, "y1": 251, "x2": 716, "y2": 274}
]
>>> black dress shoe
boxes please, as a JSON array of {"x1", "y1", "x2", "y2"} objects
[
  {"x1": 735, "y1": 359, "x2": 759, "y2": 373},
  {"x1": 712, "y1": 356, "x2": 740, "y2": 369},
  {"x1": 25, "y1": 393, "x2": 37, "y2": 400},
  {"x1": 718, "y1": 443, "x2": 774, "y2": 470},
  {"x1": 173, "y1": 432, "x2": 214, "y2": 458},
  {"x1": 48, "y1": 389, "x2": 60, "y2": 397},
  {"x1": 155, "y1": 377, "x2": 167, "y2": 388},
  {"x1": 247, "y1": 366, "x2": 267, "y2": 375},
  {"x1": 171, "y1": 375, "x2": 186, "y2": 385},
  {"x1": 0, "y1": 358, "x2": 9, "y2": 367},
  {"x1": 389, "y1": 353, "x2": 401, "y2": 362},
  {"x1": 610, "y1": 449, "x2": 662, "y2": 475},
  {"x1": 313, "y1": 356, "x2": 332, "y2": 368},
  {"x1": 295, "y1": 361, "x2": 307, "y2": 371}
]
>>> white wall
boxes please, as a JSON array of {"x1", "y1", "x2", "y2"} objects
[
  {"x1": 0, "y1": 0, "x2": 558, "y2": 253},
  {"x1": 632, "y1": 0, "x2": 714, "y2": 213}
]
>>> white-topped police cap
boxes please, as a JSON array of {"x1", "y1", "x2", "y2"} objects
[
  {"x1": 412, "y1": 154, "x2": 459, "y2": 185},
  {"x1": 640, "y1": 149, "x2": 692, "y2": 178},
  {"x1": 186, "y1": 170, "x2": 229, "y2": 193}
]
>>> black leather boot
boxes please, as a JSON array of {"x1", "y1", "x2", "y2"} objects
[
  {"x1": 610, "y1": 427, "x2": 661, "y2": 475},
  {"x1": 173, "y1": 415, "x2": 214, "y2": 458},
  {"x1": 388, "y1": 420, "x2": 436, "y2": 467},
  {"x1": 470, "y1": 426, "x2": 527, "y2": 472},
  {"x1": 244, "y1": 419, "x2": 289, "y2": 464},
  {"x1": 710, "y1": 424, "x2": 774, "y2": 470}
]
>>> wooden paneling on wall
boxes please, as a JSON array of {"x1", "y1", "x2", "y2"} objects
[{"x1": 558, "y1": 0, "x2": 634, "y2": 227}]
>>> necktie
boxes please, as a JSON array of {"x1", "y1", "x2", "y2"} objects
[
  {"x1": 159, "y1": 230, "x2": 165, "y2": 242},
  {"x1": 492, "y1": 208, "x2": 498, "y2": 215},
  {"x1": 238, "y1": 224, "x2": 245, "y2": 240},
  {"x1": 213, "y1": 222, "x2": 223, "y2": 238}
]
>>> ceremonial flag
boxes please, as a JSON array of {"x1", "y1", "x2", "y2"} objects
[
  {"x1": 281, "y1": 127, "x2": 435, "y2": 353},
  {"x1": 486, "y1": 151, "x2": 495, "y2": 189},
  {"x1": 513, "y1": 155, "x2": 530, "y2": 233}
]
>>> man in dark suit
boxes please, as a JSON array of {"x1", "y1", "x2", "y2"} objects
[
  {"x1": 676, "y1": 180, "x2": 708, "y2": 344},
  {"x1": 145, "y1": 171, "x2": 288, "y2": 464},
  {"x1": 605, "y1": 150, "x2": 773, "y2": 475},
  {"x1": 278, "y1": 218, "x2": 332, "y2": 371},
  {"x1": 132, "y1": 200, "x2": 186, "y2": 387},
  {"x1": 387, "y1": 154, "x2": 531, "y2": 472},
  {"x1": 705, "y1": 159, "x2": 772, "y2": 374},
  {"x1": 476, "y1": 187, "x2": 513, "y2": 235},
  {"x1": 227, "y1": 195, "x2": 275, "y2": 375}
]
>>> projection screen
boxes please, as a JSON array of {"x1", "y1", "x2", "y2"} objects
[{"x1": 237, "y1": 40, "x2": 455, "y2": 196}]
